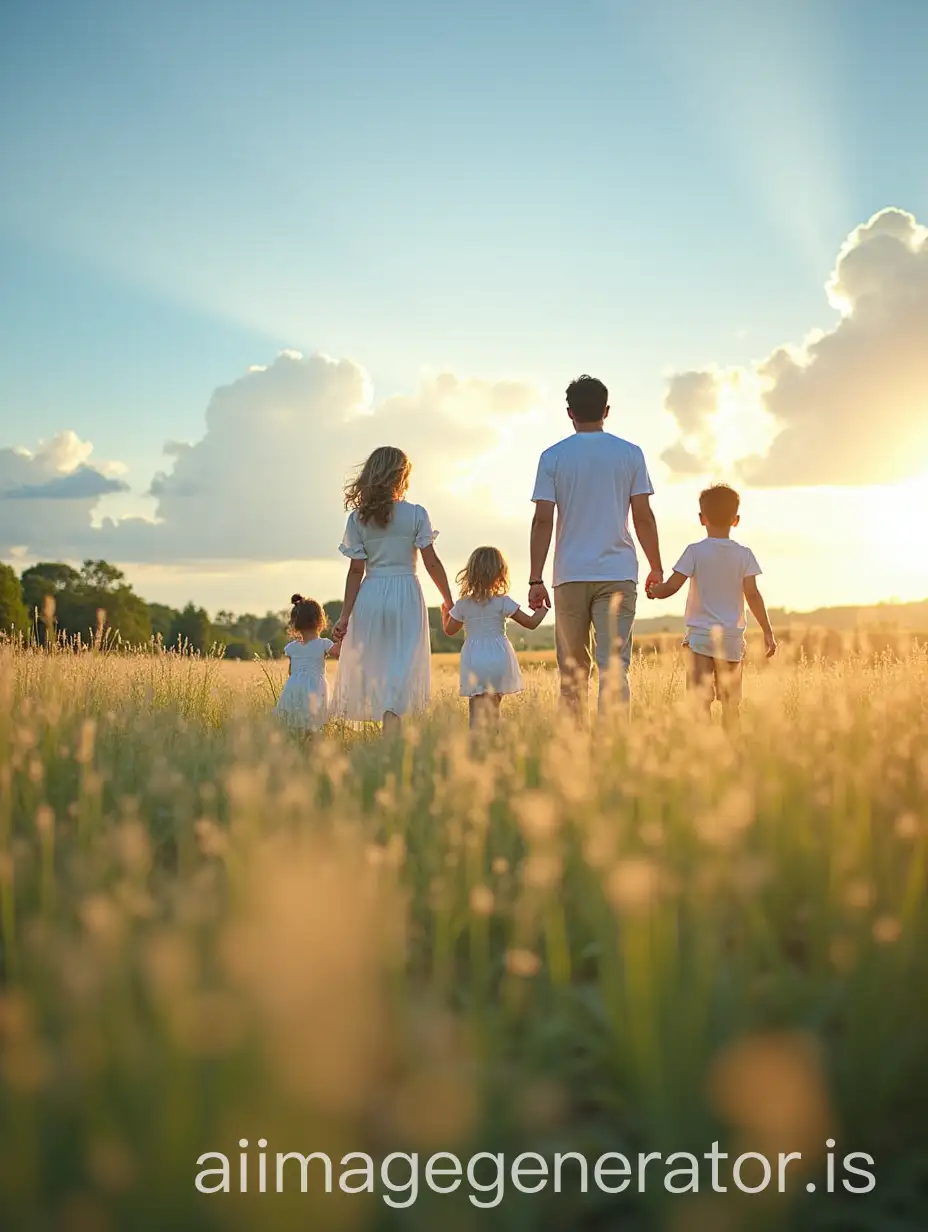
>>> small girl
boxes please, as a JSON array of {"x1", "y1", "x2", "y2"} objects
[
  {"x1": 441, "y1": 546, "x2": 547, "y2": 727},
  {"x1": 274, "y1": 594, "x2": 339, "y2": 732},
  {"x1": 332, "y1": 446, "x2": 453, "y2": 732}
]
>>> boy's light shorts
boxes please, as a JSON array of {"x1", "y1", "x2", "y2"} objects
[{"x1": 683, "y1": 629, "x2": 745, "y2": 663}]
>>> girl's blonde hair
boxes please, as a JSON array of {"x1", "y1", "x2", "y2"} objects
[
  {"x1": 456, "y1": 546, "x2": 509, "y2": 604},
  {"x1": 344, "y1": 446, "x2": 411, "y2": 528}
]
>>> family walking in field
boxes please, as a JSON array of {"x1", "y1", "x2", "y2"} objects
[{"x1": 274, "y1": 374, "x2": 777, "y2": 735}]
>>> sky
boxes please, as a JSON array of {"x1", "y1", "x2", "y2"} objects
[{"x1": 1, "y1": 0, "x2": 927, "y2": 618}]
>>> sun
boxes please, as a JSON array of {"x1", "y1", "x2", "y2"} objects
[
  {"x1": 865, "y1": 472, "x2": 928, "y2": 584},
  {"x1": 710, "y1": 373, "x2": 779, "y2": 472}
]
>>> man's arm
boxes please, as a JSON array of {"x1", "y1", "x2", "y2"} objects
[
  {"x1": 529, "y1": 500, "x2": 554, "y2": 610},
  {"x1": 630, "y1": 494, "x2": 663, "y2": 591}
]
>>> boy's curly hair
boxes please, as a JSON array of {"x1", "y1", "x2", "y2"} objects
[{"x1": 344, "y1": 446, "x2": 411, "y2": 528}]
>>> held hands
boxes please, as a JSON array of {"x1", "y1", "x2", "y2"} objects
[
  {"x1": 528, "y1": 582, "x2": 551, "y2": 611},
  {"x1": 440, "y1": 600, "x2": 457, "y2": 635},
  {"x1": 645, "y1": 569, "x2": 665, "y2": 600},
  {"x1": 332, "y1": 617, "x2": 349, "y2": 644}
]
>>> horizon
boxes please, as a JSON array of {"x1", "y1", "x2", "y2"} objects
[
  {"x1": 2, "y1": 0, "x2": 927, "y2": 615},
  {"x1": 11, "y1": 553, "x2": 928, "y2": 629}
]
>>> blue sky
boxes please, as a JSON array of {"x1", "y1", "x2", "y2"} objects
[{"x1": 2, "y1": 0, "x2": 927, "y2": 614}]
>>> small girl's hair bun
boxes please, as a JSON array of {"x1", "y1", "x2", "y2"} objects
[{"x1": 290, "y1": 593, "x2": 304, "y2": 605}]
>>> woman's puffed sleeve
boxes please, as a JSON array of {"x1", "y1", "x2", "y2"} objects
[
  {"x1": 413, "y1": 505, "x2": 439, "y2": 549},
  {"x1": 338, "y1": 512, "x2": 368, "y2": 560}
]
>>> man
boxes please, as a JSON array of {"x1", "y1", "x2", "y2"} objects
[{"x1": 528, "y1": 374, "x2": 663, "y2": 717}]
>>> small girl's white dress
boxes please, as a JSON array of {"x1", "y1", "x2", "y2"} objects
[
  {"x1": 449, "y1": 595, "x2": 524, "y2": 697},
  {"x1": 274, "y1": 637, "x2": 333, "y2": 730},
  {"x1": 332, "y1": 500, "x2": 436, "y2": 720}
]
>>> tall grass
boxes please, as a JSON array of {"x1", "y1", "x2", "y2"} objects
[{"x1": 1, "y1": 640, "x2": 926, "y2": 1230}]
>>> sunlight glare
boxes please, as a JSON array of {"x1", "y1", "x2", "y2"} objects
[
  {"x1": 711, "y1": 373, "x2": 779, "y2": 473},
  {"x1": 864, "y1": 473, "x2": 928, "y2": 584}
]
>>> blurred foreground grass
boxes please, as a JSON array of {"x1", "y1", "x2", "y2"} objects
[{"x1": 1, "y1": 640, "x2": 927, "y2": 1231}]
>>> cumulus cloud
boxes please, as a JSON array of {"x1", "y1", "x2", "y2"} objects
[
  {"x1": 1, "y1": 465, "x2": 128, "y2": 501},
  {"x1": 662, "y1": 208, "x2": 928, "y2": 486},
  {"x1": 0, "y1": 353, "x2": 542, "y2": 565},
  {"x1": 0, "y1": 432, "x2": 127, "y2": 556}
]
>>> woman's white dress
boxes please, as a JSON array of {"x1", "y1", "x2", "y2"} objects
[
  {"x1": 333, "y1": 501, "x2": 436, "y2": 720},
  {"x1": 274, "y1": 637, "x2": 333, "y2": 730},
  {"x1": 450, "y1": 595, "x2": 524, "y2": 697}
]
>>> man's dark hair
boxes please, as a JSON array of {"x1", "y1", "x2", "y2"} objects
[
  {"x1": 566, "y1": 375, "x2": 608, "y2": 424},
  {"x1": 699, "y1": 483, "x2": 740, "y2": 525}
]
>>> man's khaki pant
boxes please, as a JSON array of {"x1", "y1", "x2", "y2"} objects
[{"x1": 553, "y1": 580, "x2": 638, "y2": 715}]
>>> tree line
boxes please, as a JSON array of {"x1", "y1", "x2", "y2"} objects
[
  {"x1": 0, "y1": 559, "x2": 291, "y2": 656},
  {"x1": 0, "y1": 560, "x2": 554, "y2": 656}
]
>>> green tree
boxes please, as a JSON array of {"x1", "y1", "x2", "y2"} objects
[
  {"x1": 22, "y1": 559, "x2": 151, "y2": 646},
  {"x1": 428, "y1": 606, "x2": 460, "y2": 653},
  {"x1": 60, "y1": 561, "x2": 149, "y2": 645},
  {"x1": 21, "y1": 561, "x2": 80, "y2": 612},
  {"x1": 169, "y1": 603, "x2": 212, "y2": 653},
  {"x1": 79, "y1": 559, "x2": 125, "y2": 592},
  {"x1": 65, "y1": 584, "x2": 152, "y2": 646},
  {"x1": 101, "y1": 588, "x2": 152, "y2": 645},
  {"x1": 0, "y1": 564, "x2": 28, "y2": 634},
  {"x1": 20, "y1": 562, "x2": 82, "y2": 643},
  {"x1": 232, "y1": 613, "x2": 260, "y2": 643},
  {"x1": 257, "y1": 610, "x2": 288, "y2": 656},
  {"x1": 148, "y1": 603, "x2": 180, "y2": 642}
]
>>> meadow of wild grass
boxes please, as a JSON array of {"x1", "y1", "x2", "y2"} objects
[{"x1": 1, "y1": 639, "x2": 927, "y2": 1231}]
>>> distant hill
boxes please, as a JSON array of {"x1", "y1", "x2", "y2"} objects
[
  {"x1": 423, "y1": 598, "x2": 928, "y2": 651},
  {"x1": 634, "y1": 598, "x2": 928, "y2": 636},
  {"x1": 322, "y1": 597, "x2": 927, "y2": 654}
]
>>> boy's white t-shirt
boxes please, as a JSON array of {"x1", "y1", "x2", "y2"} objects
[
  {"x1": 673, "y1": 538, "x2": 761, "y2": 632},
  {"x1": 531, "y1": 432, "x2": 653, "y2": 586}
]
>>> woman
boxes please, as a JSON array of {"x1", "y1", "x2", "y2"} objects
[{"x1": 332, "y1": 446, "x2": 453, "y2": 731}]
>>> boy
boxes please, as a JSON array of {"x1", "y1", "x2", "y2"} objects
[{"x1": 646, "y1": 484, "x2": 776, "y2": 724}]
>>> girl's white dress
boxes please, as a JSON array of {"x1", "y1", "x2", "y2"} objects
[
  {"x1": 449, "y1": 595, "x2": 524, "y2": 697},
  {"x1": 274, "y1": 637, "x2": 333, "y2": 730},
  {"x1": 332, "y1": 501, "x2": 436, "y2": 720}
]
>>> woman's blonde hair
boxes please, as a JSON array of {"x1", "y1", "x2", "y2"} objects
[
  {"x1": 456, "y1": 546, "x2": 509, "y2": 604},
  {"x1": 344, "y1": 446, "x2": 411, "y2": 527}
]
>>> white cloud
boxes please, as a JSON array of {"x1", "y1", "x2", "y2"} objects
[
  {"x1": 0, "y1": 353, "x2": 542, "y2": 567},
  {"x1": 662, "y1": 208, "x2": 928, "y2": 486},
  {"x1": 0, "y1": 432, "x2": 128, "y2": 556},
  {"x1": 1, "y1": 466, "x2": 128, "y2": 502}
]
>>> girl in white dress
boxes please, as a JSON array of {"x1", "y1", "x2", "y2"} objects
[
  {"x1": 332, "y1": 446, "x2": 453, "y2": 732},
  {"x1": 274, "y1": 594, "x2": 340, "y2": 732},
  {"x1": 441, "y1": 546, "x2": 547, "y2": 728}
]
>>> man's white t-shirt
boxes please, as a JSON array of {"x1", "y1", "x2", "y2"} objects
[
  {"x1": 531, "y1": 432, "x2": 653, "y2": 586},
  {"x1": 673, "y1": 538, "x2": 761, "y2": 632}
]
